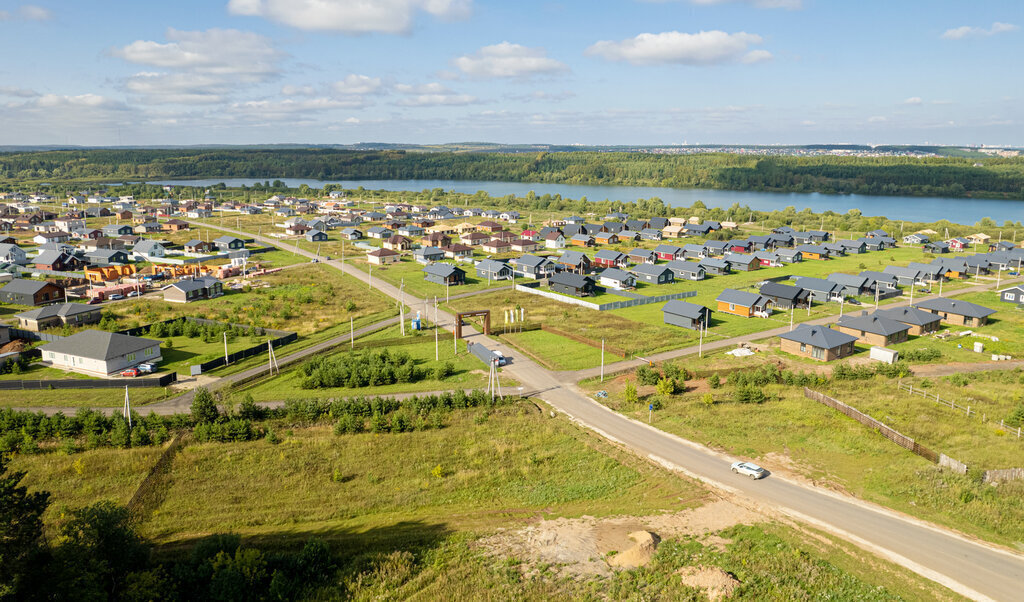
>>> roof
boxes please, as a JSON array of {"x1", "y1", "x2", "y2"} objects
[
  {"x1": 914, "y1": 298, "x2": 997, "y2": 319},
  {"x1": 628, "y1": 248, "x2": 655, "y2": 257},
  {"x1": 794, "y1": 276, "x2": 841, "y2": 293},
  {"x1": 723, "y1": 252, "x2": 756, "y2": 264},
  {"x1": 184, "y1": 239, "x2": 207, "y2": 247},
  {"x1": 699, "y1": 257, "x2": 730, "y2": 269},
  {"x1": 559, "y1": 250, "x2": 589, "y2": 265},
  {"x1": 759, "y1": 282, "x2": 805, "y2": 300},
  {"x1": 828, "y1": 273, "x2": 869, "y2": 288},
  {"x1": 598, "y1": 267, "x2": 634, "y2": 282},
  {"x1": 367, "y1": 248, "x2": 399, "y2": 257},
  {"x1": 549, "y1": 272, "x2": 593, "y2": 288},
  {"x1": 476, "y1": 259, "x2": 510, "y2": 273},
  {"x1": 40, "y1": 330, "x2": 160, "y2": 361},
  {"x1": 716, "y1": 288, "x2": 765, "y2": 307},
  {"x1": 662, "y1": 300, "x2": 709, "y2": 319},
  {"x1": 779, "y1": 324, "x2": 858, "y2": 349},
  {"x1": 33, "y1": 250, "x2": 69, "y2": 266},
  {"x1": 876, "y1": 306, "x2": 943, "y2": 326},
  {"x1": 752, "y1": 251, "x2": 779, "y2": 260},
  {"x1": 704, "y1": 240, "x2": 728, "y2": 249},
  {"x1": 837, "y1": 312, "x2": 912, "y2": 336},
  {"x1": 134, "y1": 240, "x2": 165, "y2": 254},
  {"x1": 15, "y1": 303, "x2": 97, "y2": 321},
  {"x1": 653, "y1": 244, "x2": 681, "y2": 254},
  {"x1": 423, "y1": 263, "x2": 464, "y2": 278},
  {"x1": 515, "y1": 254, "x2": 550, "y2": 268},
  {"x1": 414, "y1": 246, "x2": 444, "y2": 256},
  {"x1": 665, "y1": 260, "x2": 703, "y2": 273},
  {"x1": 168, "y1": 276, "x2": 221, "y2": 293},
  {"x1": 595, "y1": 249, "x2": 625, "y2": 261},
  {"x1": 632, "y1": 263, "x2": 671, "y2": 276}
]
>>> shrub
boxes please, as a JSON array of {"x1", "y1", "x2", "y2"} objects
[
  {"x1": 708, "y1": 373, "x2": 721, "y2": 389},
  {"x1": 701, "y1": 393, "x2": 715, "y2": 406},
  {"x1": 623, "y1": 380, "x2": 638, "y2": 405},
  {"x1": 635, "y1": 364, "x2": 660, "y2": 386},
  {"x1": 656, "y1": 378, "x2": 678, "y2": 396},
  {"x1": 298, "y1": 349, "x2": 421, "y2": 389},
  {"x1": 735, "y1": 384, "x2": 767, "y2": 404},
  {"x1": 190, "y1": 388, "x2": 219, "y2": 425}
]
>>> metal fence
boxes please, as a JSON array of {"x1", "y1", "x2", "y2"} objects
[
  {"x1": 8, "y1": 328, "x2": 65, "y2": 343},
  {"x1": 0, "y1": 371, "x2": 177, "y2": 390},
  {"x1": 514, "y1": 283, "x2": 697, "y2": 311},
  {"x1": 803, "y1": 387, "x2": 940, "y2": 463}
]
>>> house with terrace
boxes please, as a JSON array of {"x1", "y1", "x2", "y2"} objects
[
  {"x1": 594, "y1": 249, "x2": 628, "y2": 269},
  {"x1": 549, "y1": 272, "x2": 595, "y2": 297},
  {"x1": 793, "y1": 277, "x2": 844, "y2": 302},
  {"x1": 423, "y1": 263, "x2": 466, "y2": 286},
  {"x1": 513, "y1": 254, "x2": 556, "y2": 279},
  {"x1": 475, "y1": 259, "x2": 513, "y2": 281}
]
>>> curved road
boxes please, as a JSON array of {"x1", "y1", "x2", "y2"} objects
[{"x1": 188, "y1": 220, "x2": 1024, "y2": 600}]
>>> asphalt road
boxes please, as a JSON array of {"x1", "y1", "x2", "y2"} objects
[{"x1": 185, "y1": 219, "x2": 1024, "y2": 600}]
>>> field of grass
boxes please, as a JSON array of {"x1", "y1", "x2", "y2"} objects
[
  {"x1": 582, "y1": 370, "x2": 1024, "y2": 547},
  {"x1": 234, "y1": 325, "x2": 512, "y2": 401},
  {"x1": 0, "y1": 384, "x2": 173, "y2": 409},
  {"x1": 0, "y1": 359, "x2": 99, "y2": 381},
  {"x1": 500, "y1": 329, "x2": 609, "y2": 371}
]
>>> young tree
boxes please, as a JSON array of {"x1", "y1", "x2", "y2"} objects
[
  {"x1": 191, "y1": 388, "x2": 219, "y2": 425},
  {"x1": 623, "y1": 379, "x2": 638, "y2": 406},
  {"x1": 0, "y1": 454, "x2": 50, "y2": 598}
]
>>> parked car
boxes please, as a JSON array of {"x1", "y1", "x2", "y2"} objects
[
  {"x1": 847, "y1": 298, "x2": 861, "y2": 305},
  {"x1": 137, "y1": 363, "x2": 157, "y2": 374},
  {"x1": 109, "y1": 293, "x2": 125, "y2": 300},
  {"x1": 730, "y1": 461, "x2": 767, "y2": 479},
  {"x1": 127, "y1": 291, "x2": 142, "y2": 297},
  {"x1": 120, "y1": 368, "x2": 139, "y2": 378},
  {"x1": 87, "y1": 297, "x2": 102, "y2": 305}
]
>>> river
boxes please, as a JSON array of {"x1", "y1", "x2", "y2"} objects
[{"x1": 146, "y1": 178, "x2": 1023, "y2": 225}]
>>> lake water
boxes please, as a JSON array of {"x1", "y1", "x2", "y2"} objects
[{"x1": 147, "y1": 178, "x2": 1024, "y2": 225}]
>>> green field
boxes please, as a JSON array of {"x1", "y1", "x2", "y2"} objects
[
  {"x1": 500, "y1": 329, "x2": 609, "y2": 371},
  {"x1": 350, "y1": 255, "x2": 513, "y2": 300}
]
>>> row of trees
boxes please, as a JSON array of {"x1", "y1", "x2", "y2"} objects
[{"x1": 297, "y1": 349, "x2": 422, "y2": 389}]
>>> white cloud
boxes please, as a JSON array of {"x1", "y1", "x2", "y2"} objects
[
  {"x1": 867, "y1": 116, "x2": 887, "y2": 123},
  {"x1": 941, "y1": 22, "x2": 1018, "y2": 40},
  {"x1": 510, "y1": 90, "x2": 576, "y2": 102},
  {"x1": 453, "y1": 42, "x2": 567, "y2": 78},
  {"x1": 394, "y1": 82, "x2": 478, "y2": 106},
  {"x1": 227, "y1": 0, "x2": 472, "y2": 34},
  {"x1": 0, "y1": 86, "x2": 39, "y2": 98},
  {"x1": 333, "y1": 74, "x2": 384, "y2": 96},
  {"x1": 903, "y1": 96, "x2": 923, "y2": 105},
  {"x1": 19, "y1": 5, "x2": 52, "y2": 20},
  {"x1": 0, "y1": 11, "x2": 8, "y2": 20},
  {"x1": 123, "y1": 72, "x2": 229, "y2": 104},
  {"x1": 281, "y1": 84, "x2": 317, "y2": 97},
  {"x1": 585, "y1": 30, "x2": 770, "y2": 66},
  {"x1": 685, "y1": 0, "x2": 801, "y2": 8}
]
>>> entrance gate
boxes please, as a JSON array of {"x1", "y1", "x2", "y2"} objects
[{"x1": 455, "y1": 310, "x2": 490, "y2": 339}]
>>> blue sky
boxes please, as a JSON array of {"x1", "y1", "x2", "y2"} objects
[{"x1": 0, "y1": 0, "x2": 1021, "y2": 146}]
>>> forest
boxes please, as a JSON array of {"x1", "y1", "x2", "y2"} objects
[{"x1": 1, "y1": 148, "x2": 1023, "y2": 199}]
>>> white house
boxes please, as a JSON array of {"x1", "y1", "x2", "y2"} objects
[{"x1": 40, "y1": 330, "x2": 162, "y2": 376}]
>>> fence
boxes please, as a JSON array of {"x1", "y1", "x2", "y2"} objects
[
  {"x1": 983, "y1": 468, "x2": 1024, "y2": 483},
  {"x1": 897, "y1": 380, "x2": 1022, "y2": 439},
  {"x1": 803, "y1": 388, "x2": 939, "y2": 463},
  {"x1": 8, "y1": 328, "x2": 65, "y2": 343},
  {"x1": 514, "y1": 283, "x2": 697, "y2": 311},
  {"x1": 939, "y1": 454, "x2": 968, "y2": 475},
  {"x1": 0, "y1": 371, "x2": 177, "y2": 390},
  {"x1": 127, "y1": 433, "x2": 185, "y2": 518}
]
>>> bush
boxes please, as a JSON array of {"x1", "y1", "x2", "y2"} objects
[
  {"x1": 635, "y1": 364, "x2": 660, "y2": 386},
  {"x1": 623, "y1": 380, "x2": 638, "y2": 405},
  {"x1": 656, "y1": 377, "x2": 678, "y2": 396},
  {"x1": 191, "y1": 388, "x2": 219, "y2": 425},
  {"x1": 298, "y1": 349, "x2": 421, "y2": 389},
  {"x1": 735, "y1": 384, "x2": 767, "y2": 404},
  {"x1": 708, "y1": 373, "x2": 721, "y2": 389},
  {"x1": 701, "y1": 393, "x2": 715, "y2": 406}
]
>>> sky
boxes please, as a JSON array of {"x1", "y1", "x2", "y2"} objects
[{"x1": 0, "y1": 0, "x2": 1021, "y2": 147}]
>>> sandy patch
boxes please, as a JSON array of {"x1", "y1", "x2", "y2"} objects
[
  {"x1": 677, "y1": 565, "x2": 740, "y2": 600},
  {"x1": 477, "y1": 500, "x2": 762, "y2": 578}
]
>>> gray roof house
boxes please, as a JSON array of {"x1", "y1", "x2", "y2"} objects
[
  {"x1": 883, "y1": 265, "x2": 926, "y2": 286},
  {"x1": 793, "y1": 276, "x2": 844, "y2": 301},
  {"x1": 665, "y1": 260, "x2": 705, "y2": 281},
  {"x1": 513, "y1": 254, "x2": 555, "y2": 279},
  {"x1": 662, "y1": 300, "x2": 711, "y2": 331},
  {"x1": 836, "y1": 311, "x2": 911, "y2": 346},
  {"x1": 779, "y1": 324, "x2": 858, "y2": 361},
  {"x1": 423, "y1": 263, "x2": 466, "y2": 286},
  {"x1": 827, "y1": 273, "x2": 870, "y2": 296},
  {"x1": 413, "y1": 246, "x2": 445, "y2": 264},
  {"x1": 999, "y1": 285, "x2": 1024, "y2": 305},
  {"x1": 132, "y1": 239, "x2": 166, "y2": 258},
  {"x1": 682, "y1": 244, "x2": 706, "y2": 259},
  {"x1": 84, "y1": 248, "x2": 129, "y2": 265},
  {"x1": 598, "y1": 267, "x2": 636, "y2": 290},
  {"x1": 776, "y1": 248, "x2": 803, "y2": 263},
  {"x1": 876, "y1": 306, "x2": 943, "y2": 334},
  {"x1": 628, "y1": 248, "x2": 656, "y2": 264},
  {"x1": 698, "y1": 257, "x2": 731, "y2": 275},
  {"x1": 475, "y1": 259, "x2": 513, "y2": 281},
  {"x1": 632, "y1": 263, "x2": 674, "y2": 284},
  {"x1": 163, "y1": 276, "x2": 223, "y2": 303},
  {"x1": 40, "y1": 330, "x2": 162, "y2": 376},
  {"x1": 859, "y1": 270, "x2": 900, "y2": 291},
  {"x1": 0, "y1": 243, "x2": 28, "y2": 264},
  {"x1": 914, "y1": 298, "x2": 996, "y2": 326},
  {"x1": 213, "y1": 235, "x2": 245, "y2": 251},
  {"x1": 759, "y1": 282, "x2": 809, "y2": 309}
]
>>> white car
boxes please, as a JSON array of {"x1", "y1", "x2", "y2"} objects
[{"x1": 731, "y1": 461, "x2": 767, "y2": 479}]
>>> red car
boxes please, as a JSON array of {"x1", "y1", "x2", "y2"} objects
[{"x1": 120, "y1": 368, "x2": 139, "y2": 378}]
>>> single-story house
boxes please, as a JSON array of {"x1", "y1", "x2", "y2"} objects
[
  {"x1": 876, "y1": 306, "x2": 943, "y2": 336},
  {"x1": 0, "y1": 279, "x2": 64, "y2": 306},
  {"x1": 481, "y1": 238, "x2": 512, "y2": 254},
  {"x1": 339, "y1": 228, "x2": 363, "y2": 240},
  {"x1": 423, "y1": 263, "x2": 466, "y2": 286},
  {"x1": 859, "y1": 270, "x2": 900, "y2": 292},
  {"x1": 727, "y1": 239, "x2": 752, "y2": 253},
  {"x1": 213, "y1": 235, "x2": 246, "y2": 251},
  {"x1": 837, "y1": 239, "x2": 867, "y2": 254},
  {"x1": 779, "y1": 324, "x2": 858, "y2": 361},
  {"x1": 628, "y1": 248, "x2": 656, "y2": 264},
  {"x1": 305, "y1": 229, "x2": 329, "y2": 242},
  {"x1": 594, "y1": 249, "x2": 628, "y2": 269},
  {"x1": 698, "y1": 257, "x2": 731, "y2": 276},
  {"x1": 661, "y1": 300, "x2": 711, "y2": 331},
  {"x1": 398, "y1": 225, "x2": 424, "y2": 238},
  {"x1": 549, "y1": 272, "x2": 596, "y2": 297},
  {"x1": 914, "y1": 298, "x2": 996, "y2": 327},
  {"x1": 752, "y1": 251, "x2": 782, "y2": 267},
  {"x1": 793, "y1": 276, "x2": 844, "y2": 302},
  {"x1": 828, "y1": 273, "x2": 871, "y2": 297},
  {"x1": 413, "y1": 246, "x2": 445, "y2": 264},
  {"x1": 84, "y1": 249, "x2": 129, "y2": 265},
  {"x1": 367, "y1": 248, "x2": 401, "y2": 265},
  {"x1": 162, "y1": 219, "x2": 189, "y2": 232},
  {"x1": 15, "y1": 303, "x2": 102, "y2": 331},
  {"x1": 665, "y1": 260, "x2": 705, "y2": 281},
  {"x1": 836, "y1": 311, "x2": 911, "y2": 347},
  {"x1": 133, "y1": 240, "x2": 167, "y2": 259},
  {"x1": 883, "y1": 265, "x2": 926, "y2": 286},
  {"x1": 598, "y1": 267, "x2": 636, "y2": 290},
  {"x1": 682, "y1": 244, "x2": 706, "y2": 260},
  {"x1": 0, "y1": 243, "x2": 27, "y2": 264},
  {"x1": 904, "y1": 233, "x2": 930, "y2": 245},
  {"x1": 544, "y1": 232, "x2": 566, "y2": 249},
  {"x1": 163, "y1": 276, "x2": 224, "y2": 303},
  {"x1": 513, "y1": 254, "x2": 556, "y2": 279},
  {"x1": 654, "y1": 244, "x2": 682, "y2": 261},
  {"x1": 40, "y1": 330, "x2": 162, "y2": 376},
  {"x1": 703, "y1": 240, "x2": 729, "y2": 256},
  {"x1": 184, "y1": 239, "x2": 214, "y2": 253},
  {"x1": 366, "y1": 226, "x2": 392, "y2": 239},
  {"x1": 639, "y1": 228, "x2": 663, "y2": 241},
  {"x1": 759, "y1": 282, "x2": 809, "y2": 309},
  {"x1": 777, "y1": 248, "x2": 803, "y2": 263},
  {"x1": 34, "y1": 250, "x2": 84, "y2": 272},
  {"x1": 570, "y1": 234, "x2": 595, "y2": 247},
  {"x1": 632, "y1": 263, "x2": 674, "y2": 284},
  {"x1": 441, "y1": 243, "x2": 474, "y2": 259},
  {"x1": 556, "y1": 250, "x2": 591, "y2": 274},
  {"x1": 384, "y1": 235, "x2": 413, "y2": 251},
  {"x1": 723, "y1": 252, "x2": 759, "y2": 272},
  {"x1": 795, "y1": 244, "x2": 830, "y2": 260},
  {"x1": 716, "y1": 289, "x2": 772, "y2": 318},
  {"x1": 594, "y1": 232, "x2": 619, "y2": 245},
  {"x1": 475, "y1": 259, "x2": 513, "y2": 281},
  {"x1": 999, "y1": 285, "x2": 1024, "y2": 305},
  {"x1": 509, "y1": 238, "x2": 541, "y2": 253}
]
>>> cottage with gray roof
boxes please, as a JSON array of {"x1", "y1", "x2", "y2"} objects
[
  {"x1": 40, "y1": 329, "x2": 162, "y2": 376},
  {"x1": 665, "y1": 260, "x2": 705, "y2": 281},
  {"x1": 632, "y1": 263, "x2": 674, "y2": 284},
  {"x1": 598, "y1": 267, "x2": 636, "y2": 289},
  {"x1": 132, "y1": 239, "x2": 166, "y2": 259},
  {"x1": 778, "y1": 324, "x2": 857, "y2": 361},
  {"x1": 828, "y1": 273, "x2": 870, "y2": 297},
  {"x1": 793, "y1": 277, "x2": 843, "y2": 302},
  {"x1": 999, "y1": 285, "x2": 1024, "y2": 305},
  {"x1": 423, "y1": 263, "x2": 466, "y2": 286},
  {"x1": 475, "y1": 259, "x2": 512, "y2": 281},
  {"x1": 15, "y1": 303, "x2": 101, "y2": 331},
  {"x1": 836, "y1": 311, "x2": 911, "y2": 347},
  {"x1": 876, "y1": 306, "x2": 942, "y2": 335},
  {"x1": 759, "y1": 282, "x2": 809, "y2": 309},
  {"x1": 716, "y1": 289, "x2": 772, "y2": 318},
  {"x1": 0, "y1": 279, "x2": 64, "y2": 306},
  {"x1": 698, "y1": 257, "x2": 731, "y2": 275},
  {"x1": 163, "y1": 276, "x2": 223, "y2": 304},
  {"x1": 513, "y1": 254, "x2": 555, "y2": 279},
  {"x1": 661, "y1": 300, "x2": 711, "y2": 331},
  {"x1": 914, "y1": 298, "x2": 996, "y2": 327}
]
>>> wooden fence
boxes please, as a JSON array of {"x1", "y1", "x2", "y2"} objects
[
  {"x1": 803, "y1": 388, "x2": 939, "y2": 463},
  {"x1": 983, "y1": 468, "x2": 1024, "y2": 483},
  {"x1": 127, "y1": 433, "x2": 185, "y2": 519},
  {"x1": 897, "y1": 380, "x2": 1022, "y2": 439}
]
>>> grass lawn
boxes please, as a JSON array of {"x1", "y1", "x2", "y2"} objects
[
  {"x1": 0, "y1": 385, "x2": 173, "y2": 409},
  {"x1": 0, "y1": 359, "x2": 100, "y2": 381},
  {"x1": 349, "y1": 255, "x2": 511, "y2": 300},
  {"x1": 581, "y1": 372, "x2": 1024, "y2": 548},
  {"x1": 156, "y1": 334, "x2": 263, "y2": 375},
  {"x1": 500, "y1": 329, "x2": 608, "y2": 371},
  {"x1": 233, "y1": 325, "x2": 513, "y2": 401}
]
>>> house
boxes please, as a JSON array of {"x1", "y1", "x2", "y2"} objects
[
  {"x1": 102, "y1": 224, "x2": 134, "y2": 237},
  {"x1": 860, "y1": 270, "x2": 900, "y2": 293},
  {"x1": 859, "y1": 236, "x2": 895, "y2": 251},
  {"x1": 746, "y1": 235, "x2": 771, "y2": 251},
  {"x1": 828, "y1": 273, "x2": 871, "y2": 297},
  {"x1": 384, "y1": 235, "x2": 412, "y2": 251},
  {"x1": 824, "y1": 242, "x2": 847, "y2": 255},
  {"x1": 947, "y1": 237, "x2": 970, "y2": 252},
  {"x1": 570, "y1": 234, "x2": 594, "y2": 247},
  {"x1": 876, "y1": 306, "x2": 943, "y2": 335},
  {"x1": 513, "y1": 254, "x2": 556, "y2": 279},
  {"x1": 665, "y1": 260, "x2": 705, "y2": 281},
  {"x1": 716, "y1": 289, "x2": 772, "y2": 318},
  {"x1": 423, "y1": 232, "x2": 451, "y2": 247},
  {"x1": 617, "y1": 230, "x2": 641, "y2": 242},
  {"x1": 698, "y1": 257, "x2": 731, "y2": 276},
  {"x1": 15, "y1": 303, "x2": 102, "y2": 331},
  {"x1": 163, "y1": 276, "x2": 223, "y2": 303},
  {"x1": 727, "y1": 239, "x2": 752, "y2": 253},
  {"x1": 702, "y1": 220, "x2": 722, "y2": 231},
  {"x1": 339, "y1": 228, "x2": 363, "y2": 240},
  {"x1": 461, "y1": 231, "x2": 491, "y2": 246},
  {"x1": 914, "y1": 298, "x2": 996, "y2": 327},
  {"x1": 866, "y1": 229, "x2": 888, "y2": 238},
  {"x1": 632, "y1": 263, "x2": 674, "y2": 284},
  {"x1": 72, "y1": 228, "x2": 102, "y2": 240},
  {"x1": 924, "y1": 241, "x2": 949, "y2": 254},
  {"x1": 544, "y1": 232, "x2": 566, "y2": 249},
  {"x1": 967, "y1": 233, "x2": 991, "y2": 245},
  {"x1": 681, "y1": 244, "x2": 706, "y2": 260},
  {"x1": 0, "y1": 243, "x2": 27, "y2": 264},
  {"x1": 723, "y1": 252, "x2": 758, "y2": 272},
  {"x1": 990, "y1": 240, "x2": 1017, "y2": 252},
  {"x1": 162, "y1": 219, "x2": 189, "y2": 232},
  {"x1": 777, "y1": 248, "x2": 803, "y2": 263},
  {"x1": 184, "y1": 239, "x2": 214, "y2": 254},
  {"x1": 752, "y1": 251, "x2": 782, "y2": 267},
  {"x1": 653, "y1": 244, "x2": 682, "y2": 261},
  {"x1": 624, "y1": 219, "x2": 647, "y2": 231},
  {"x1": 476, "y1": 220, "x2": 504, "y2": 233},
  {"x1": 883, "y1": 265, "x2": 925, "y2": 286},
  {"x1": 305, "y1": 229, "x2": 329, "y2": 242},
  {"x1": 398, "y1": 225, "x2": 424, "y2": 238},
  {"x1": 133, "y1": 240, "x2": 167, "y2": 258},
  {"x1": 213, "y1": 235, "x2": 246, "y2": 251},
  {"x1": 134, "y1": 222, "x2": 162, "y2": 234},
  {"x1": 413, "y1": 246, "x2": 446, "y2": 264},
  {"x1": 999, "y1": 285, "x2": 1024, "y2": 305},
  {"x1": 519, "y1": 229, "x2": 540, "y2": 242},
  {"x1": 685, "y1": 223, "x2": 712, "y2": 236},
  {"x1": 795, "y1": 244, "x2": 829, "y2": 260},
  {"x1": 475, "y1": 259, "x2": 513, "y2": 281},
  {"x1": 367, "y1": 248, "x2": 401, "y2": 265},
  {"x1": 480, "y1": 238, "x2": 511, "y2": 255},
  {"x1": 639, "y1": 228, "x2": 663, "y2": 241},
  {"x1": 836, "y1": 311, "x2": 911, "y2": 347},
  {"x1": 594, "y1": 232, "x2": 619, "y2": 245},
  {"x1": 509, "y1": 238, "x2": 540, "y2": 253},
  {"x1": 904, "y1": 233, "x2": 930, "y2": 245},
  {"x1": 286, "y1": 223, "x2": 311, "y2": 236},
  {"x1": 662, "y1": 225, "x2": 688, "y2": 238},
  {"x1": 907, "y1": 262, "x2": 945, "y2": 282},
  {"x1": 34, "y1": 250, "x2": 84, "y2": 272},
  {"x1": 598, "y1": 267, "x2": 636, "y2": 290},
  {"x1": 549, "y1": 272, "x2": 596, "y2": 297},
  {"x1": 366, "y1": 226, "x2": 392, "y2": 239},
  {"x1": 759, "y1": 282, "x2": 809, "y2": 309},
  {"x1": 795, "y1": 230, "x2": 829, "y2": 244},
  {"x1": 40, "y1": 330, "x2": 162, "y2": 376},
  {"x1": 837, "y1": 239, "x2": 867, "y2": 254},
  {"x1": 556, "y1": 250, "x2": 592, "y2": 274},
  {"x1": 0, "y1": 279, "x2": 64, "y2": 306},
  {"x1": 793, "y1": 277, "x2": 844, "y2": 302},
  {"x1": 84, "y1": 249, "x2": 129, "y2": 265},
  {"x1": 33, "y1": 231, "x2": 71, "y2": 245},
  {"x1": 423, "y1": 263, "x2": 466, "y2": 286},
  {"x1": 441, "y1": 244, "x2": 474, "y2": 260},
  {"x1": 661, "y1": 300, "x2": 711, "y2": 331},
  {"x1": 594, "y1": 249, "x2": 628, "y2": 269},
  {"x1": 778, "y1": 324, "x2": 858, "y2": 362},
  {"x1": 628, "y1": 248, "x2": 656, "y2": 264},
  {"x1": 703, "y1": 240, "x2": 728, "y2": 256},
  {"x1": 647, "y1": 217, "x2": 668, "y2": 230}
]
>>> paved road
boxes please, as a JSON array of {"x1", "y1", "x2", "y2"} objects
[{"x1": 184, "y1": 220, "x2": 1024, "y2": 600}]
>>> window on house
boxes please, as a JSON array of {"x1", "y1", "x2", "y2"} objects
[
  {"x1": 127, "y1": 353, "x2": 136, "y2": 361},
  {"x1": 811, "y1": 346, "x2": 824, "y2": 360},
  {"x1": 799, "y1": 343, "x2": 806, "y2": 353},
  {"x1": 729, "y1": 303, "x2": 735, "y2": 311}
]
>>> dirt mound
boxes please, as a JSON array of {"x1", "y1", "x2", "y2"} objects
[
  {"x1": 677, "y1": 566, "x2": 739, "y2": 600},
  {"x1": 0, "y1": 339, "x2": 27, "y2": 354},
  {"x1": 607, "y1": 531, "x2": 659, "y2": 568}
]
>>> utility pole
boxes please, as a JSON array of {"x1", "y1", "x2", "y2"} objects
[
  {"x1": 698, "y1": 317, "x2": 704, "y2": 357},
  {"x1": 399, "y1": 280, "x2": 405, "y2": 336},
  {"x1": 350, "y1": 316, "x2": 354, "y2": 349},
  {"x1": 600, "y1": 339, "x2": 605, "y2": 382},
  {"x1": 223, "y1": 331, "x2": 229, "y2": 366},
  {"x1": 123, "y1": 386, "x2": 131, "y2": 428}
]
